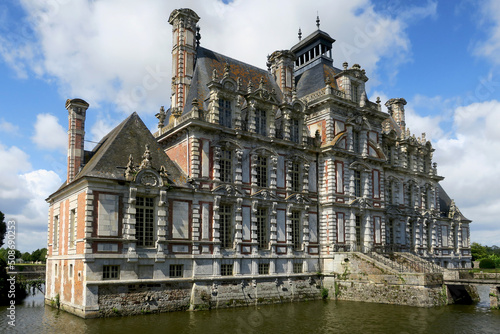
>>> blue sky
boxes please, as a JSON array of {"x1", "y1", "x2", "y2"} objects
[{"x1": 1, "y1": 0, "x2": 499, "y2": 252}]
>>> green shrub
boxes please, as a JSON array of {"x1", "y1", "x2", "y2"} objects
[
  {"x1": 479, "y1": 258, "x2": 496, "y2": 269},
  {"x1": 321, "y1": 287, "x2": 329, "y2": 299}
]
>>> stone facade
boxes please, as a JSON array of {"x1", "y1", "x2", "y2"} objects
[{"x1": 45, "y1": 8, "x2": 472, "y2": 318}]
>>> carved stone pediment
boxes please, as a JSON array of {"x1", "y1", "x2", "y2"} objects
[
  {"x1": 251, "y1": 189, "x2": 278, "y2": 200},
  {"x1": 212, "y1": 184, "x2": 243, "y2": 196},
  {"x1": 134, "y1": 169, "x2": 164, "y2": 187},
  {"x1": 285, "y1": 193, "x2": 311, "y2": 204}
]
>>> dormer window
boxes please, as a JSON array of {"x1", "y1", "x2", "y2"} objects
[
  {"x1": 255, "y1": 109, "x2": 267, "y2": 135},
  {"x1": 218, "y1": 98, "x2": 232, "y2": 128},
  {"x1": 352, "y1": 84, "x2": 359, "y2": 103}
]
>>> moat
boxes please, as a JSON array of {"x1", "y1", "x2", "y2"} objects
[{"x1": 1, "y1": 286, "x2": 499, "y2": 334}]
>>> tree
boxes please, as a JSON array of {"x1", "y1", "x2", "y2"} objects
[
  {"x1": 0, "y1": 211, "x2": 5, "y2": 248},
  {"x1": 21, "y1": 252, "x2": 31, "y2": 262},
  {"x1": 471, "y1": 242, "x2": 488, "y2": 261}
]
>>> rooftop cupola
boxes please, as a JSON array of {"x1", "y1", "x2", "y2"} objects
[{"x1": 290, "y1": 15, "x2": 335, "y2": 76}]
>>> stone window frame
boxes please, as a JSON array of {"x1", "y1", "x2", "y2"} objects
[
  {"x1": 219, "y1": 147, "x2": 233, "y2": 183},
  {"x1": 255, "y1": 108, "x2": 267, "y2": 136},
  {"x1": 69, "y1": 208, "x2": 77, "y2": 249},
  {"x1": 218, "y1": 97, "x2": 232, "y2": 128},
  {"x1": 286, "y1": 155, "x2": 309, "y2": 195},
  {"x1": 135, "y1": 196, "x2": 156, "y2": 248},
  {"x1": 219, "y1": 203, "x2": 233, "y2": 249},
  {"x1": 293, "y1": 262, "x2": 303, "y2": 274},
  {"x1": 255, "y1": 155, "x2": 268, "y2": 188},
  {"x1": 213, "y1": 139, "x2": 243, "y2": 185},
  {"x1": 289, "y1": 117, "x2": 300, "y2": 143},
  {"x1": 256, "y1": 206, "x2": 269, "y2": 250},
  {"x1": 103, "y1": 265, "x2": 120, "y2": 280},
  {"x1": 53, "y1": 214, "x2": 59, "y2": 252},
  {"x1": 258, "y1": 262, "x2": 269, "y2": 275},
  {"x1": 93, "y1": 191, "x2": 123, "y2": 239},
  {"x1": 290, "y1": 210, "x2": 301, "y2": 250},
  {"x1": 169, "y1": 264, "x2": 183, "y2": 278},
  {"x1": 221, "y1": 263, "x2": 233, "y2": 276}
]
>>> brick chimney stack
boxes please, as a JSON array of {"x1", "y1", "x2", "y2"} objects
[
  {"x1": 66, "y1": 98, "x2": 89, "y2": 184},
  {"x1": 385, "y1": 98, "x2": 407, "y2": 132},
  {"x1": 168, "y1": 8, "x2": 200, "y2": 115}
]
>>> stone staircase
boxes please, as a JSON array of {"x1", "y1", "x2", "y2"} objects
[{"x1": 363, "y1": 251, "x2": 444, "y2": 274}]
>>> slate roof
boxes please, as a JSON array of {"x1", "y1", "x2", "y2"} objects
[
  {"x1": 438, "y1": 183, "x2": 470, "y2": 221},
  {"x1": 75, "y1": 112, "x2": 186, "y2": 186},
  {"x1": 295, "y1": 63, "x2": 341, "y2": 98},
  {"x1": 184, "y1": 47, "x2": 283, "y2": 114}
]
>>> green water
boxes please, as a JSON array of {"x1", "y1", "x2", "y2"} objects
[{"x1": 1, "y1": 288, "x2": 499, "y2": 334}]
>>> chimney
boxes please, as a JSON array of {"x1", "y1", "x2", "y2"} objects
[
  {"x1": 268, "y1": 50, "x2": 296, "y2": 102},
  {"x1": 66, "y1": 98, "x2": 89, "y2": 184},
  {"x1": 385, "y1": 98, "x2": 407, "y2": 132},
  {"x1": 168, "y1": 8, "x2": 200, "y2": 115}
]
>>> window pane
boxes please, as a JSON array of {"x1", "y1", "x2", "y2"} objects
[
  {"x1": 218, "y1": 98, "x2": 232, "y2": 128},
  {"x1": 136, "y1": 196, "x2": 155, "y2": 247}
]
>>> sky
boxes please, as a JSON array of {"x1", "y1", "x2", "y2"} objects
[{"x1": 0, "y1": 0, "x2": 499, "y2": 252}]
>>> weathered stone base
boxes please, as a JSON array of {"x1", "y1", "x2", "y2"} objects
[
  {"x1": 323, "y1": 277, "x2": 447, "y2": 307},
  {"x1": 47, "y1": 276, "x2": 324, "y2": 318}
]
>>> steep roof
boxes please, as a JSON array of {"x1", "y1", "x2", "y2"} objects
[
  {"x1": 184, "y1": 47, "x2": 282, "y2": 113},
  {"x1": 438, "y1": 183, "x2": 470, "y2": 222},
  {"x1": 75, "y1": 112, "x2": 186, "y2": 185},
  {"x1": 295, "y1": 63, "x2": 341, "y2": 98}
]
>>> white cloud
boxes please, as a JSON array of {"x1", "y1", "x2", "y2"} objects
[
  {"x1": 0, "y1": 0, "x2": 437, "y2": 116},
  {"x1": 434, "y1": 100, "x2": 500, "y2": 245},
  {"x1": 0, "y1": 142, "x2": 61, "y2": 252},
  {"x1": 32, "y1": 113, "x2": 67, "y2": 152},
  {"x1": 0, "y1": 119, "x2": 20, "y2": 134},
  {"x1": 473, "y1": 0, "x2": 500, "y2": 65}
]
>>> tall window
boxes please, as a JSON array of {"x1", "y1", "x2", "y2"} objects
[
  {"x1": 387, "y1": 183, "x2": 393, "y2": 204},
  {"x1": 69, "y1": 209, "x2": 76, "y2": 248},
  {"x1": 355, "y1": 215, "x2": 362, "y2": 250},
  {"x1": 353, "y1": 131, "x2": 360, "y2": 154},
  {"x1": 291, "y1": 211, "x2": 301, "y2": 249},
  {"x1": 218, "y1": 98, "x2": 232, "y2": 128},
  {"x1": 354, "y1": 170, "x2": 361, "y2": 197},
  {"x1": 290, "y1": 118, "x2": 300, "y2": 143},
  {"x1": 53, "y1": 215, "x2": 59, "y2": 250},
  {"x1": 256, "y1": 156, "x2": 267, "y2": 187},
  {"x1": 387, "y1": 220, "x2": 394, "y2": 245},
  {"x1": 256, "y1": 207, "x2": 268, "y2": 249},
  {"x1": 220, "y1": 148, "x2": 233, "y2": 183},
  {"x1": 219, "y1": 204, "x2": 232, "y2": 249},
  {"x1": 255, "y1": 109, "x2": 267, "y2": 135},
  {"x1": 442, "y1": 225, "x2": 449, "y2": 247},
  {"x1": 136, "y1": 196, "x2": 154, "y2": 247},
  {"x1": 290, "y1": 162, "x2": 300, "y2": 192}
]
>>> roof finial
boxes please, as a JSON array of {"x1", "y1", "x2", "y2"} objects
[
  {"x1": 316, "y1": 12, "x2": 320, "y2": 30},
  {"x1": 298, "y1": 27, "x2": 302, "y2": 41},
  {"x1": 195, "y1": 25, "x2": 201, "y2": 48}
]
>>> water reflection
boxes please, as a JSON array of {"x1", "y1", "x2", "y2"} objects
[{"x1": 1, "y1": 289, "x2": 499, "y2": 334}]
